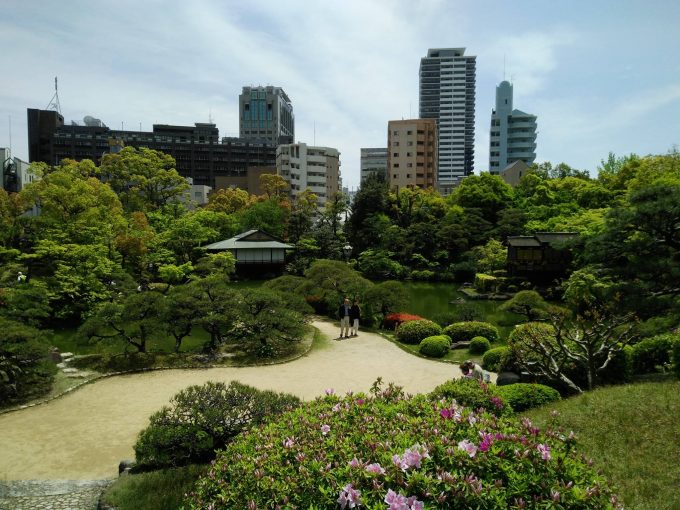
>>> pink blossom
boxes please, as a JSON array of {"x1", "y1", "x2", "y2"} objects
[
  {"x1": 348, "y1": 457, "x2": 362, "y2": 468},
  {"x1": 440, "y1": 408, "x2": 452, "y2": 420},
  {"x1": 537, "y1": 443, "x2": 551, "y2": 461},
  {"x1": 332, "y1": 403, "x2": 342, "y2": 412},
  {"x1": 365, "y1": 463, "x2": 386, "y2": 475},
  {"x1": 325, "y1": 388, "x2": 335, "y2": 395},
  {"x1": 337, "y1": 483, "x2": 362, "y2": 509},
  {"x1": 283, "y1": 437, "x2": 295, "y2": 448},
  {"x1": 321, "y1": 424, "x2": 331, "y2": 435},
  {"x1": 458, "y1": 439, "x2": 477, "y2": 458},
  {"x1": 384, "y1": 489, "x2": 424, "y2": 510},
  {"x1": 392, "y1": 444, "x2": 430, "y2": 471},
  {"x1": 468, "y1": 414, "x2": 477, "y2": 425},
  {"x1": 356, "y1": 398, "x2": 365, "y2": 405}
]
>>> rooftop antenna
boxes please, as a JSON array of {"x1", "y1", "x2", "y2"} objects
[
  {"x1": 209, "y1": 108, "x2": 214, "y2": 124},
  {"x1": 8, "y1": 115, "x2": 12, "y2": 157},
  {"x1": 45, "y1": 76, "x2": 62, "y2": 114}
]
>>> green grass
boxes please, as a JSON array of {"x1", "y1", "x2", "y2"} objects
[
  {"x1": 525, "y1": 379, "x2": 680, "y2": 510},
  {"x1": 100, "y1": 465, "x2": 207, "y2": 510}
]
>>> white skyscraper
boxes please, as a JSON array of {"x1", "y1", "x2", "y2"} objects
[
  {"x1": 419, "y1": 48, "x2": 476, "y2": 184},
  {"x1": 489, "y1": 81, "x2": 537, "y2": 173}
]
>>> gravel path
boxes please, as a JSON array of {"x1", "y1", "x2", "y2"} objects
[{"x1": 0, "y1": 320, "x2": 462, "y2": 481}]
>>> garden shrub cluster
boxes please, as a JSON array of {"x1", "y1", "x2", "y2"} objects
[
  {"x1": 429, "y1": 378, "x2": 508, "y2": 417},
  {"x1": 134, "y1": 381, "x2": 300, "y2": 469},
  {"x1": 444, "y1": 321, "x2": 500, "y2": 343},
  {"x1": 496, "y1": 383, "x2": 561, "y2": 412},
  {"x1": 395, "y1": 319, "x2": 442, "y2": 345},
  {"x1": 383, "y1": 313, "x2": 424, "y2": 330},
  {"x1": 482, "y1": 346, "x2": 510, "y2": 371},
  {"x1": 418, "y1": 335, "x2": 451, "y2": 358},
  {"x1": 185, "y1": 385, "x2": 620, "y2": 509},
  {"x1": 469, "y1": 336, "x2": 491, "y2": 354},
  {"x1": 630, "y1": 334, "x2": 679, "y2": 373}
]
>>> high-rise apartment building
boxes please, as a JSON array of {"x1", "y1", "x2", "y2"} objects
[
  {"x1": 489, "y1": 81, "x2": 537, "y2": 172},
  {"x1": 387, "y1": 119, "x2": 438, "y2": 192},
  {"x1": 276, "y1": 143, "x2": 340, "y2": 207},
  {"x1": 239, "y1": 86, "x2": 294, "y2": 145},
  {"x1": 1, "y1": 148, "x2": 37, "y2": 192},
  {"x1": 360, "y1": 148, "x2": 387, "y2": 183},
  {"x1": 419, "y1": 48, "x2": 476, "y2": 183}
]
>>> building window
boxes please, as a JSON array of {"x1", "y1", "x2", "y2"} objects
[
  {"x1": 393, "y1": 130, "x2": 399, "y2": 135},
  {"x1": 393, "y1": 141, "x2": 399, "y2": 146},
  {"x1": 393, "y1": 152, "x2": 398, "y2": 157}
]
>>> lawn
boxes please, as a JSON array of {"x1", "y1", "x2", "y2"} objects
[{"x1": 525, "y1": 378, "x2": 680, "y2": 510}]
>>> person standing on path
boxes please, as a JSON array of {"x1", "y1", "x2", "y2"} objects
[
  {"x1": 338, "y1": 297, "x2": 351, "y2": 339},
  {"x1": 350, "y1": 299, "x2": 361, "y2": 337}
]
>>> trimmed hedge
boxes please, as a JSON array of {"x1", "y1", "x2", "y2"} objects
[
  {"x1": 497, "y1": 383, "x2": 561, "y2": 412},
  {"x1": 631, "y1": 334, "x2": 679, "y2": 373},
  {"x1": 395, "y1": 319, "x2": 442, "y2": 345},
  {"x1": 134, "y1": 381, "x2": 300, "y2": 469},
  {"x1": 482, "y1": 346, "x2": 510, "y2": 371},
  {"x1": 429, "y1": 378, "x2": 508, "y2": 416},
  {"x1": 444, "y1": 321, "x2": 500, "y2": 343},
  {"x1": 469, "y1": 336, "x2": 491, "y2": 354},
  {"x1": 419, "y1": 335, "x2": 451, "y2": 358}
]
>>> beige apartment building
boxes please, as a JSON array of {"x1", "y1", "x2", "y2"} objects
[
  {"x1": 276, "y1": 142, "x2": 341, "y2": 207},
  {"x1": 387, "y1": 119, "x2": 438, "y2": 192}
]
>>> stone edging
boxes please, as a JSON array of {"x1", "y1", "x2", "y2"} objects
[{"x1": 0, "y1": 328, "x2": 316, "y2": 416}]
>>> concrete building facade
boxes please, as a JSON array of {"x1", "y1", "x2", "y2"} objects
[
  {"x1": 213, "y1": 166, "x2": 277, "y2": 196},
  {"x1": 276, "y1": 143, "x2": 340, "y2": 207},
  {"x1": 387, "y1": 119, "x2": 438, "y2": 192},
  {"x1": 489, "y1": 81, "x2": 537, "y2": 173},
  {"x1": 419, "y1": 48, "x2": 476, "y2": 183},
  {"x1": 1, "y1": 148, "x2": 37, "y2": 192},
  {"x1": 360, "y1": 148, "x2": 388, "y2": 183},
  {"x1": 27, "y1": 108, "x2": 277, "y2": 188},
  {"x1": 239, "y1": 86, "x2": 294, "y2": 145}
]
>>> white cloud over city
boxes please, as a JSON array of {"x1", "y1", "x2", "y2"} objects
[{"x1": 1, "y1": 0, "x2": 679, "y2": 188}]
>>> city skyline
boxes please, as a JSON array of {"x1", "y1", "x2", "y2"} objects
[{"x1": 1, "y1": 0, "x2": 679, "y2": 189}]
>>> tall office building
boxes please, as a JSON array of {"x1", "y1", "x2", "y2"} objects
[
  {"x1": 419, "y1": 48, "x2": 476, "y2": 184},
  {"x1": 239, "y1": 86, "x2": 294, "y2": 145},
  {"x1": 360, "y1": 148, "x2": 387, "y2": 183},
  {"x1": 489, "y1": 80, "x2": 537, "y2": 172},
  {"x1": 276, "y1": 143, "x2": 340, "y2": 207},
  {"x1": 387, "y1": 119, "x2": 438, "y2": 192}
]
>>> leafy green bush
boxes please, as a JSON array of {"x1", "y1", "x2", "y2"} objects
[
  {"x1": 444, "y1": 321, "x2": 500, "y2": 343},
  {"x1": 395, "y1": 319, "x2": 442, "y2": 345},
  {"x1": 410, "y1": 269, "x2": 436, "y2": 281},
  {"x1": 186, "y1": 388, "x2": 618, "y2": 509},
  {"x1": 429, "y1": 378, "x2": 508, "y2": 416},
  {"x1": 474, "y1": 273, "x2": 498, "y2": 292},
  {"x1": 0, "y1": 318, "x2": 56, "y2": 407},
  {"x1": 631, "y1": 334, "x2": 679, "y2": 373},
  {"x1": 482, "y1": 346, "x2": 510, "y2": 371},
  {"x1": 418, "y1": 335, "x2": 451, "y2": 358},
  {"x1": 496, "y1": 383, "x2": 561, "y2": 412},
  {"x1": 673, "y1": 340, "x2": 680, "y2": 379},
  {"x1": 134, "y1": 381, "x2": 300, "y2": 469},
  {"x1": 469, "y1": 336, "x2": 491, "y2": 354}
]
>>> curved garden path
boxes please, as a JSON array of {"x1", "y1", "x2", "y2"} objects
[{"x1": 0, "y1": 320, "x2": 463, "y2": 480}]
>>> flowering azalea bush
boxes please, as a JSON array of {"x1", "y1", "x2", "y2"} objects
[
  {"x1": 184, "y1": 383, "x2": 620, "y2": 509},
  {"x1": 383, "y1": 313, "x2": 424, "y2": 330}
]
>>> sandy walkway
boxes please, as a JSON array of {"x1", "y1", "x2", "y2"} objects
[{"x1": 0, "y1": 320, "x2": 462, "y2": 480}]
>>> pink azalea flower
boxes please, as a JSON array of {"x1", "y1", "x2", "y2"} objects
[
  {"x1": 440, "y1": 408, "x2": 453, "y2": 420},
  {"x1": 321, "y1": 424, "x2": 331, "y2": 435},
  {"x1": 458, "y1": 439, "x2": 478, "y2": 458},
  {"x1": 332, "y1": 403, "x2": 342, "y2": 412},
  {"x1": 337, "y1": 484, "x2": 362, "y2": 509},
  {"x1": 348, "y1": 457, "x2": 361, "y2": 468},
  {"x1": 325, "y1": 388, "x2": 335, "y2": 395},
  {"x1": 283, "y1": 437, "x2": 295, "y2": 448},
  {"x1": 365, "y1": 462, "x2": 386, "y2": 475},
  {"x1": 384, "y1": 489, "x2": 424, "y2": 510},
  {"x1": 537, "y1": 443, "x2": 551, "y2": 461}
]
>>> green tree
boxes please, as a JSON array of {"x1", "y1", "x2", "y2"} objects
[
  {"x1": 304, "y1": 259, "x2": 372, "y2": 313},
  {"x1": 357, "y1": 250, "x2": 406, "y2": 280},
  {"x1": 287, "y1": 189, "x2": 318, "y2": 243},
  {"x1": 206, "y1": 187, "x2": 254, "y2": 214},
  {"x1": 363, "y1": 281, "x2": 409, "y2": 324},
  {"x1": 470, "y1": 239, "x2": 507, "y2": 273},
  {"x1": 500, "y1": 290, "x2": 550, "y2": 321},
  {"x1": 449, "y1": 173, "x2": 514, "y2": 223},
  {"x1": 100, "y1": 147, "x2": 189, "y2": 211},
  {"x1": 161, "y1": 284, "x2": 202, "y2": 352},
  {"x1": 238, "y1": 199, "x2": 289, "y2": 239},
  {"x1": 345, "y1": 173, "x2": 390, "y2": 255}
]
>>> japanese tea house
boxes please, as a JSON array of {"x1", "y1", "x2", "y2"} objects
[
  {"x1": 205, "y1": 230, "x2": 293, "y2": 276},
  {"x1": 506, "y1": 232, "x2": 577, "y2": 280}
]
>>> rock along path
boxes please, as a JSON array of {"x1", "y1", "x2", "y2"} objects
[{"x1": 0, "y1": 320, "x2": 463, "y2": 482}]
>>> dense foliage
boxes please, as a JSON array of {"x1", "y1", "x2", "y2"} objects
[
  {"x1": 482, "y1": 346, "x2": 510, "y2": 372},
  {"x1": 444, "y1": 321, "x2": 500, "y2": 343},
  {"x1": 630, "y1": 334, "x2": 679, "y2": 374},
  {"x1": 186, "y1": 384, "x2": 620, "y2": 509},
  {"x1": 134, "y1": 381, "x2": 300, "y2": 469},
  {"x1": 496, "y1": 384, "x2": 561, "y2": 412},
  {"x1": 469, "y1": 336, "x2": 491, "y2": 354},
  {"x1": 418, "y1": 335, "x2": 451, "y2": 358},
  {"x1": 395, "y1": 319, "x2": 442, "y2": 345}
]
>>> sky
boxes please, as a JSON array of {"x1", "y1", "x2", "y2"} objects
[{"x1": 1, "y1": 0, "x2": 679, "y2": 190}]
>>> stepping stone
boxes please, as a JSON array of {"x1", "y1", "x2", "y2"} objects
[
  {"x1": 57, "y1": 363, "x2": 67, "y2": 369},
  {"x1": 61, "y1": 352, "x2": 75, "y2": 360},
  {"x1": 62, "y1": 368, "x2": 79, "y2": 374}
]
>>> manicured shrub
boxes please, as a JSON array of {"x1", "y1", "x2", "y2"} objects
[
  {"x1": 410, "y1": 269, "x2": 436, "y2": 281},
  {"x1": 186, "y1": 388, "x2": 619, "y2": 509},
  {"x1": 496, "y1": 383, "x2": 561, "y2": 412},
  {"x1": 482, "y1": 346, "x2": 510, "y2": 371},
  {"x1": 474, "y1": 273, "x2": 498, "y2": 292},
  {"x1": 395, "y1": 319, "x2": 442, "y2": 345},
  {"x1": 444, "y1": 321, "x2": 500, "y2": 343},
  {"x1": 631, "y1": 334, "x2": 679, "y2": 374},
  {"x1": 418, "y1": 335, "x2": 451, "y2": 358},
  {"x1": 134, "y1": 381, "x2": 300, "y2": 469},
  {"x1": 383, "y1": 312, "x2": 424, "y2": 330},
  {"x1": 469, "y1": 336, "x2": 491, "y2": 354},
  {"x1": 429, "y1": 378, "x2": 508, "y2": 416}
]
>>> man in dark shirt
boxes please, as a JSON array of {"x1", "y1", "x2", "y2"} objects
[{"x1": 338, "y1": 297, "x2": 351, "y2": 339}]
